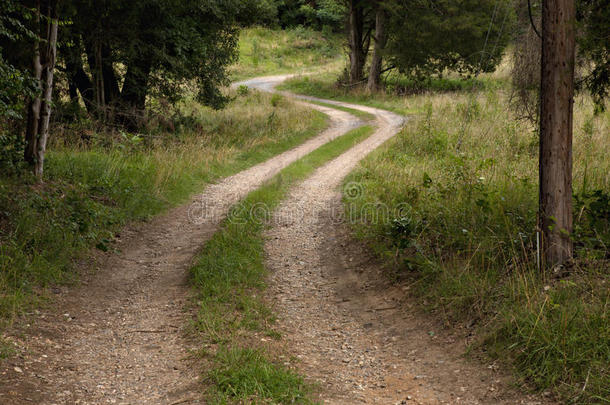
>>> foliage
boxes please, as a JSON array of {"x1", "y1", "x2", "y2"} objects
[
  {"x1": 385, "y1": 0, "x2": 513, "y2": 78},
  {"x1": 275, "y1": 0, "x2": 345, "y2": 30},
  {"x1": 576, "y1": 0, "x2": 610, "y2": 111},
  {"x1": 61, "y1": 0, "x2": 240, "y2": 111}
]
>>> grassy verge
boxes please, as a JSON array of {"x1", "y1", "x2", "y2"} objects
[
  {"x1": 189, "y1": 124, "x2": 374, "y2": 403},
  {"x1": 0, "y1": 90, "x2": 327, "y2": 330},
  {"x1": 341, "y1": 86, "x2": 609, "y2": 403},
  {"x1": 278, "y1": 72, "x2": 508, "y2": 116},
  {"x1": 230, "y1": 27, "x2": 343, "y2": 81}
]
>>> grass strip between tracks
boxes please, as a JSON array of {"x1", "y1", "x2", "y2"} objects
[{"x1": 190, "y1": 123, "x2": 375, "y2": 404}]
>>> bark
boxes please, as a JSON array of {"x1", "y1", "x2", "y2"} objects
[
  {"x1": 36, "y1": 3, "x2": 58, "y2": 179},
  {"x1": 348, "y1": 0, "x2": 366, "y2": 84},
  {"x1": 66, "y1": 59, "x2": 95, "y2": 112},
  {"x1": 24, "y1": 0, "x2": 43, "y2": 167},
  {"x1": 24, "y1": 0, "x2": 58, "y2": 179},
  {"x1": 539, "y1": 0, "x2": 576, "y2": 267},
  {"x1": 118, "y1": 56, "x2": 152, "y2": 129},
  {"x1": 367, "y1": 6, "x2": 388, "y2": 93}
]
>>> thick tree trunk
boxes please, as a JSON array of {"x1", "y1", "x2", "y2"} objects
[
  {"x1": 119, "y1": 57, "x2": 152, "y2": 129},
  {"x1": 539, "y1": 0, "x2": 576, "y2": 268},
  {"x1": 66, "y1": 57, "x2": 95, "y2": 112},
  {"x1": 367, "y1": 6, "x2": 388, "y2": 93},
  {"x1": 348, "y1": 0, "x2": 365, "y2": 85},
  {"x1": 24, "y1": 0, "x2": 58, "y2": 180}
]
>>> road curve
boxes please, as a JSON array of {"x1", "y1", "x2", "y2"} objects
[{"x1": 0, "y1": 77, "x2": 397, "y2": 405}]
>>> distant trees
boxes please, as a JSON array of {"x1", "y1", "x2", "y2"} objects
[{"x1": 341, "y1": 0, "x2": 511, "y2": 86}]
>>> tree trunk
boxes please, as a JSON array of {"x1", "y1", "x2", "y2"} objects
[
  {"x1": 66, "y1": 56, "x2": 95, "y2": 112},
  {"x1": 24, "y1": 0, "x2": 43, "y2": 167},
  {"x1": 539, "y1": 0, "x2": 576, "y2": 268},
  {"x1": 36, "y1": 1, "x2": 58, "y2": 178},
  {"x1": 119, "y1": 57, "x2": 152, "y2": 129},
  {"x1": 84, "y1": 41, "x2": 120, "y2": 109},
  {"x1": 24, "y1": 0, "x2": 58, "y2": 180},
  {"x1": 367, "y1": 5, "x2": 388, "y2": 93},
  {"x1": 348, "y1": 0, "x2": 365, "y2": 85}
]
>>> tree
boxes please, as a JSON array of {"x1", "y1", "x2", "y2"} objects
[
  {"x1": 576, "y1": 0, "x2": 610, "y2": 112},
  {"x1": 24, "y1": 0, "x2": 59, "y2": 179},
  {"x1": 61, "y1": 0, "x2": 240, "y2": 128},
  {"x1": 367, "y1": 1, "x2": 388, "y2": 92},
  {"x1": 538, "y1": 0, "x2": 576, "y2": 267},
  {"x1": 345, "y1": 0, "x2": 373, "y2": 85},
  {"x1": 384, "y1": 0, "x2": 511, "y2": 79}
]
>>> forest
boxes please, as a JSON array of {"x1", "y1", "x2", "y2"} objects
[{"x1": 0, "y1": 0, "x2": 608, "y2": 404}]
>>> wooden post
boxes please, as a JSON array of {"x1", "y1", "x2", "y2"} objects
[{"x1": 539, "y1": 0, "x2": 576, "y2": 267}]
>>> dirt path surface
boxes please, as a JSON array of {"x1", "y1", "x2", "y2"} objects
[
  {"x1": 263, "y1": 96, "x2": 555, "y2": 404},
  {"x1": 0, "y1": 78, "x2": 361, "y2": 405},
  {"x1": 1, "y1": 74, "x2": 553, "y2": 405}
]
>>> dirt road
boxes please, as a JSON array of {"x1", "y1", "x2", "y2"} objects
[
  {"x1": 0, "y1": 75, "x2": 551, "y2": 404},
  {"x1": 0, "y1": 77, "x2": 361, "y2": 405},
  {"x1": 261, "y1": 83, "x2": 552, "y2": 404}
]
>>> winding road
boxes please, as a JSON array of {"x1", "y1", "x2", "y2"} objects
[{"x1": 0, "y1": 75, "x2": 550, "y2": 404}]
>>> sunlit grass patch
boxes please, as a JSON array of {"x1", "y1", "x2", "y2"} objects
[{"x1": 230, "y1": 27, "x2": 343, "y2": 81}]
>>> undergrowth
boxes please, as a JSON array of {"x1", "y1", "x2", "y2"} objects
[
  {"x1": 0, "y1": 89, "x2": 327, "y2": 326},
  {"x1": 190, "y1": 125, "x2": 374, "y2": 403}
]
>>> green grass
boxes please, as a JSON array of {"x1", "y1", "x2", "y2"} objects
[
  {"x1": 230, "y1": 26, "x2": 343, "y2": 81},
  {"x1": 278, "y1": 72, "x2": 508, "y2": 116},
  {"x1": 306, "y1": 99, "x2": 376, "y2": 121},
  {"x1": 0, "y1": 89, "x2": 328, "y2": 327},
  {"x1": 340, "y1": 85, "x2": 609, "y2": 403},
  {"x1": 208, "y1": 347, "x2": 312, "y2": 405},
  {"x1": 190, "y1": 125, "x2": 374, "y2": 403}
]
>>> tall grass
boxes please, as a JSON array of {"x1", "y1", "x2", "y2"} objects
[
  {"x1": 342, "y1": 88, "x2": 608, "y2": 403},
  {"x1": 230, "y1": 26, "x2": 343, "y2": 81},
  {"x1": 0, "y1": 90, "x2": 327, "y2": 328}
]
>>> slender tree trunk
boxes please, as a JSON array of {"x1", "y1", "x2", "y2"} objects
[
  {"x1": 24, "y1": 0, "x2": 43, "y2": 167},
  {"x1": 24, "y1": 0, "x2": 58, "y2": 180},
  {"x1": 348, "y1": 0, "x2": 365, "y2": 84},
  {"x1": 36, "y1": 1, "x2": 58, "y2": 178},
  {"x1": 367, "y1": 5, "x2": 388, "y2": 93},
  {"x1": 539, "y1": 0, "x2": 576, "y2": 268}
]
